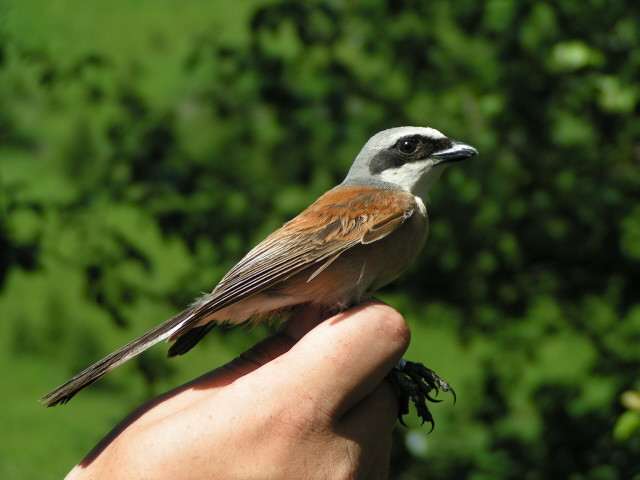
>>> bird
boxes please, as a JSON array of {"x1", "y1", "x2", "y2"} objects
[{"x1": 41, "y1": 126, "x2": 477, "y2": 424}]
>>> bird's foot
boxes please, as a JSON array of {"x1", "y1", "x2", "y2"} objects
[{"x1": 387, "y1": 358, "x2": 456, "y2": 431}]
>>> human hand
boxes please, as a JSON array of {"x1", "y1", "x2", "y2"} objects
[{"x1": 66, "y1": 300, "x2": 410, "y2": 480}]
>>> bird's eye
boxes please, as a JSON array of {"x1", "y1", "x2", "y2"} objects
[{"x1": 397, "y1": 138, "x2": 420, "y2": 155}]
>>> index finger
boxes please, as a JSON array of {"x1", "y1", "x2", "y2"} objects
[{"x1": 275, "y1": 300, "x2": 410, "y2": 419}]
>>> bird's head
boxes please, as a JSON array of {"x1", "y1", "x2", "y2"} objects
[{"x1": 344, "y1": 126, "x2": 478, "y2": 200}]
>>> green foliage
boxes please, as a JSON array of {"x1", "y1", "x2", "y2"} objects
[
  {"x1": 2, "y1": 0, "x2": 640, "y2": 478},
  {"x1": 615, "y1": 390, "x2": 640, "y2": 441}
]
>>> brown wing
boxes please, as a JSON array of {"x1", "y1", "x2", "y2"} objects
[{"x1": 170, "y1": 185, "x2": 418, "y2": 336}]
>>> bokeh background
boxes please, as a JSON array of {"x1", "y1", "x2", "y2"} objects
[{"x1": 2, "y1": 1, "x2": 640, "y2": 478}]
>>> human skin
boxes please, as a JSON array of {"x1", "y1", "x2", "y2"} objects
[{"x1": 66, "y1": 300, "x2": 411, "y2": 480}]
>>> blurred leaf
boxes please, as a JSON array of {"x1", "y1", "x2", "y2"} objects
[{"x1": 549, "y1": 40, "x2": 604, "y2": 72}]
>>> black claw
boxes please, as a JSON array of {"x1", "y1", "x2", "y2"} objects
[{"x1": 386, "y1": 360, "x2": 455, "y2": 430}]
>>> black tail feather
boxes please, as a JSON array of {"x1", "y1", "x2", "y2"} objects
[{"x1": 167, "y1": 323, "x2": 217, "y2": 357}]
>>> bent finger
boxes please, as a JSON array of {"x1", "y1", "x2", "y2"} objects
[{"x1": 273, "y1": 300, "x2": 410, "y2": 419}]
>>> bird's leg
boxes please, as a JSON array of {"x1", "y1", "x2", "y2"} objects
[{"x1": 387, "y1": 358, "x2": 456, "y2": 431}]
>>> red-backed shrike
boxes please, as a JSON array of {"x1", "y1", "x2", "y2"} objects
[{"x1": 42, "y1": 126, "x2": 477, "y2": 424}]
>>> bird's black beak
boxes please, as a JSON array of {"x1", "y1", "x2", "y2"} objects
[{"x1": 432, "y1": 140, "x2": 478, "y2": 165}]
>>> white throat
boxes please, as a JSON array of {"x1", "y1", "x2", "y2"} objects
[{"x1": 377, "y1": 162, "x2": 447, "y2": 201}]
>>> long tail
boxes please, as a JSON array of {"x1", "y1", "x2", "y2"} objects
[{"x1": 40, "y1": 305, "x2": 203, "y2": 407}]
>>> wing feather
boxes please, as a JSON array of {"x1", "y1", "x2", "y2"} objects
[{"x1": 171, "y1": 185, "x2": 418, "y2": 336}]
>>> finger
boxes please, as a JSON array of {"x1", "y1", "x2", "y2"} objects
[
  {"x1": 226, "y1": 303, "x2": 324, "y2": 373},
  {"x1": 281, "y1": 303, "x2": 325, "y2": 341},
  {"x1": 143, "y1": 304, "x2": 326, "y2": 410},
  {"x1": 339, "y1": 380, "x2": 399, "y2": 436},
  {"x1": 337, "y1": 382, "x2": 396, "y2": 479},
  {"x1": 273, "y1": 300, "x2": 410, "y2": 419}
]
